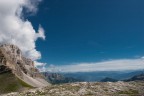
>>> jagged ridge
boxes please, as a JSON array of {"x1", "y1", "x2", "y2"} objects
[{"x1": 0, "y1": 44, "x2": 50, "y2": 94}]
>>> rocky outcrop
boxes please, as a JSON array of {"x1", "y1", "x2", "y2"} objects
[{"x1": 0, "y1": 44, "x2": 50, "y2": 88}]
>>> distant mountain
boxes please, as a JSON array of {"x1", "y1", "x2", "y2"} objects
[
  {"x1": 43, "y1": 72, "x2": 82, "y2": 84},
  {"x1": 100, "y1": 77, "x2": 118, "y2": 82},
  {"x1": 125, "y1": 74, "x2": 144, "y2": 81},
  {"x1": 0, "y1": 44, "x2": 49, "y2": 94},
  {"x1": 62, "y1": 71, "x2": 144, "y2": 82}
]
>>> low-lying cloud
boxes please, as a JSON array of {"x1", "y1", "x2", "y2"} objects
[
  {"x1": 0, "y1": 0, "x2": 45, "y2": 62},
  {"x1": 45, "y1": 58, "x2": 144, "y2": 73}
]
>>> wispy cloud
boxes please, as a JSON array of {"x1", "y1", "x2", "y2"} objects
[{"x1": 44, "y1": 58, "x2": 144, "y2": 73}]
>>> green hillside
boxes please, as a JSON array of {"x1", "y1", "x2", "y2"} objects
[{"x1": 0, "y1": 72, "x2": 33, "y2": 94}]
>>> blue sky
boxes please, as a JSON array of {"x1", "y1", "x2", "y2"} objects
[{"x1": 25, "y1": 0, "x2": 144, "y2": 72}]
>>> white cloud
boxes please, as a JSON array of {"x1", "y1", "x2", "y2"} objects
[
  {"x1": 45, "y1": 58, "x2": 144, "y2": 73},
  {"x1": 0, "y1": 0, "x2": 45, "y2": 61},
  {"x1": 35, "y1": 62, "x2": 48, "y2": 72},
  {"x1": 141, "y1": 56, "x2": 144, "y2": 59},
  {"x1": 38, "y1": 64, "x2": 61, "y2": 72},
  {"x1": 34, "y1": 61, "x2": 46, "y2": 67},
  {"x1": 23, "y1": 0, "x2": 42, "y2": 14}
]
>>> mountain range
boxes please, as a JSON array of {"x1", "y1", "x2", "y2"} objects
[{"x1": 61, "y1": 70, "x2": 144, "y2": 82}]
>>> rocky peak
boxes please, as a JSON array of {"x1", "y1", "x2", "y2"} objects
[
  {"x1": 0, "y1": 44, "x2": 49, "y2": 87},
  {"x1": 0, "y1": 44, "x2": 22, "y2": 60},
  {"x1": 0, "y1": 44, "x2": 33, "y2": 76}
]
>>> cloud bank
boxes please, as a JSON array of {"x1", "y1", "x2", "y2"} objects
[
  {"x1": 0, "y1": 0, "x2": 45, "y2": 61},
  {"x1": 45, "y1": 58, "x2": 144, "y2": 73}
]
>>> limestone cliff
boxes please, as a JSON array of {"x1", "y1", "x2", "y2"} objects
[{"x1": 0, "y1": 44, "x2": 50, "y2": 88}]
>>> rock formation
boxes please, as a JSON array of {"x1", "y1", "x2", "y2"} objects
[
  {"x1": 0, "y1": 44, "x2": 50, "y2": 88},
  {"x1": 43, "y1": 72, "x2": 82, "y2": 84}
]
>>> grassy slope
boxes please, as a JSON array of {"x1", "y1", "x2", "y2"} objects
[{"x1": 0, "y1": 72, "x2": 33, "y2": 94}]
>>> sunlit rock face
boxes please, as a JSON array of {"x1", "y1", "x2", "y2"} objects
[{"x1": 0, "y1": 44, "x2": 49, "y2": 87}]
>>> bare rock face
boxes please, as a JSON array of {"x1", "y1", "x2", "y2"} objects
[{"x1": 0, "y1": 44, "x2": 50, "y2": 87}]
